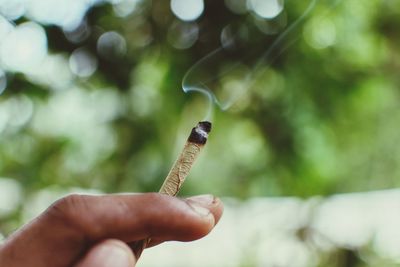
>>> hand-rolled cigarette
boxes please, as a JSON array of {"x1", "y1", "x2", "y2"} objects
[
  {"x1": 131, "y1": 121, "x2": 212, "y2": 258},
  {"x1": 159, "y1": 121, "x2": 211, "y2": 196}
]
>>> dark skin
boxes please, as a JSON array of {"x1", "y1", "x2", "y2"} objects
[{"x1": 0, "y1": 193, "x2": 224, "y2": 267}]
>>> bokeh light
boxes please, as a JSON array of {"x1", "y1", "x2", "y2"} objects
[
  {"x1": 248, "y1": 0, "x2": 284, "y2": 19},
  {"x1": 170, "y1": 0, "x2": 204, "y2": 21},
  {"x1": 69, "y1": 47, "x2": 98, "y2": 78},
  {"x1": 0, "y1": 22, "x2": 47, "y2": 73},
  {"x1": 97, "y1": 31, "x2": 127, "y2": 60}
]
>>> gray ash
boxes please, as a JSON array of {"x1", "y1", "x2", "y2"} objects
[{"x1": 187, "y1": 121, "x2": 212, "y2": 144}]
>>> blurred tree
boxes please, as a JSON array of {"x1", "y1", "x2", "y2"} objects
[{"x1": 0, "y1": 2, "x2": 400, "y2": 264}]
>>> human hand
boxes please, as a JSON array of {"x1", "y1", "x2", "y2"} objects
[{"x1": 0, "y1": 193, "x2": 223, "y2": 267}]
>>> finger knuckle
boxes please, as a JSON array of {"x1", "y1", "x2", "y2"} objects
[
  {"x1": 46, "y1": 194, "x2": 93, "y2": 234},
  {"x1": 48, "y1": 194, "x2": 83, "y2": 219}
]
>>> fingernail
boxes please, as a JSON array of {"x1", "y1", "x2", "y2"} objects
[
  {"x1": 186, "y1": 195, "x2": 215, "y2": 217},
  {"x1": 188, "y1": 202, "x2": 211, "y2": 217},
  {"x1": 187, "y1": 194, "x2": 215, "y2": 206}
]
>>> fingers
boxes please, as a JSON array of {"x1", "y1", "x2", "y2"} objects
[
  {"x1": 0, "y1": 193, "x2": 223, "y2": 267},
  {"x1": 186, "y1": 195, "x2": 224, "y2": 227},
  {"x1": 49, "y1": 193, "x2": 223, "y2": 242},
  {"x1": 133, "y1": 195, "x2": 224, "y2": 250},
  {"x1": 74, "y1": 239, "x2": 136, "y2": 267}
]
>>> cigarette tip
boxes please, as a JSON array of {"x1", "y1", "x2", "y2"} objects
[
  {"x1": 188, "y1": 121, "x2": 212, "y2": 144},
  {"x1": 198, "y1": 121, "x2": 212, "y2": 133}
]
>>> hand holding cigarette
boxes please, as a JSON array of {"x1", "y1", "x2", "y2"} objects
[
  {"x1": 0, "y1": 121, "x2": 219, "y2": 267},
  {"x1": 0, "y1": 193, "x2": 223, "y2": 267}
]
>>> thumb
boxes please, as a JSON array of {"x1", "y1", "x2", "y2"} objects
[{"x1": 75, "y1": 239, "x2": 136, "y2": 267}]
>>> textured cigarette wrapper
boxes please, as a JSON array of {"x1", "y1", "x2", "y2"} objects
[
  {"x1": 159, "y1": 121, "x2": 211, "y2": 196},
  {"x1": 132, "y1": 121, "x2": 212, "y2": 257}
]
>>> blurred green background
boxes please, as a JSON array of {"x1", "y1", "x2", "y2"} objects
[{"x1": 1, "y1": 0, "x2": 400, "y2": 266}]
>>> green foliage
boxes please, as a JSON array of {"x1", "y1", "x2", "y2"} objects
[
  {"x1": 0, "y1": 0, "x2": 400, "y2": 245},
  {"x1": 1, "y1": 0, "x2": 400, "y2": 195}
]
